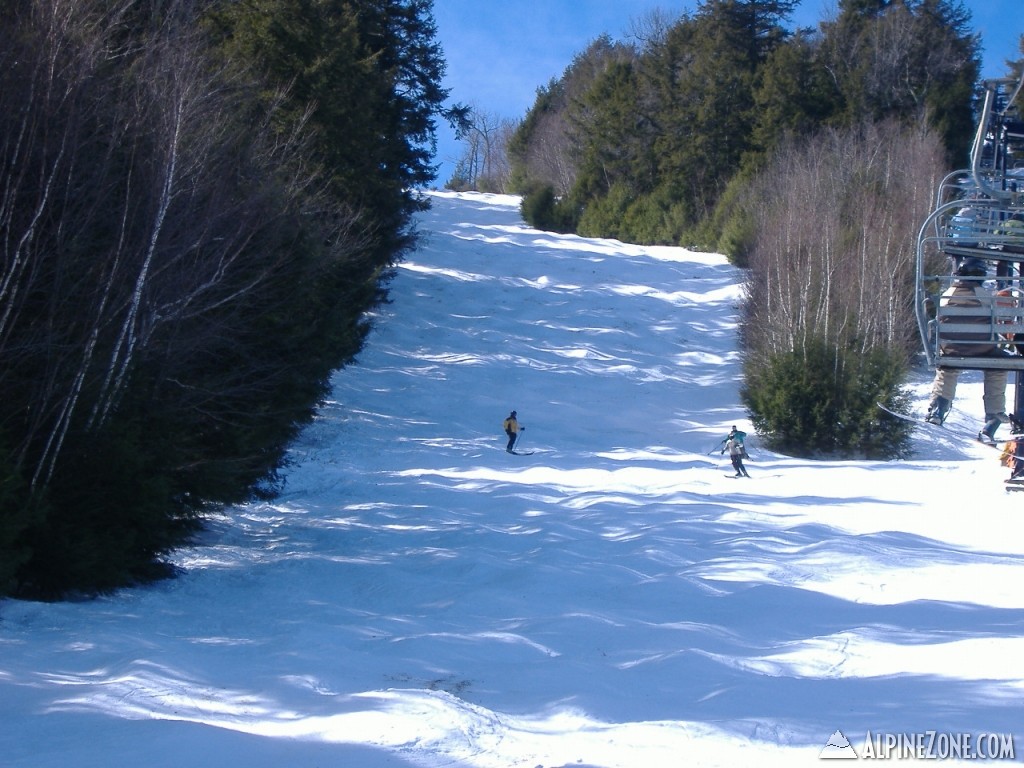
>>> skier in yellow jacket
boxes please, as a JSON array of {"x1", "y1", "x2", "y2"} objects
[{"x1": 503, "y1": 410, "x2": 523, "y2": 453}]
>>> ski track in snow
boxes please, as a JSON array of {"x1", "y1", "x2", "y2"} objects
[{"x1": 2, "y1": 190, "x2": 1023, "y2": 767}]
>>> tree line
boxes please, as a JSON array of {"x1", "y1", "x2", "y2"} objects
[
  {"x1": 455, "y1": 0, "x2": 1014, "y2": 458},
  {"x1": 0, "y1": 0, "x2": 460, "y2": 598},
  {"x1": 503, "y1": 0, "x2": 980, "y2": 246}
]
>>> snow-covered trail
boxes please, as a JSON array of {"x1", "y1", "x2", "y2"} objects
[{"x1": 2, "y1": 191, "x2": 1023, "y2": 767}]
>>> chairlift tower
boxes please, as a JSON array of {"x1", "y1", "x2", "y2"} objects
[{"x1": 915, "y1": 74, "x2": 1024, "y2": 421}]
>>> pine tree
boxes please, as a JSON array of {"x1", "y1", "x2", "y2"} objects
[
  {"x1": 0, "y1": 0, "x2": 459, "y2": 598},
  {"x1": 749, "y1": 30, "x2": 837, "y2": 161},
  {"x1": 818, "y1": 0, "x2": 980, "y2": 163}
]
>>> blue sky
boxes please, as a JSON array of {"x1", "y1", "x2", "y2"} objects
[{"x1": 430, "y1": 0, "x2": 1023, "y2": 185}]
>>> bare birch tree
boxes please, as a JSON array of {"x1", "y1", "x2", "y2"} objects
[
  {"x1": 451, "y1": 107, "x2": 517, "y2": 192},
  {"x1": 740, "y1": 119, "x2": 946, "y2": 456},
  {"x1": 744, "y1": 119, "x2": 945, "y2": 364}
]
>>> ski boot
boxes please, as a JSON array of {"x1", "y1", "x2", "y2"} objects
[
  {"x1": 925, "y1": 396, "x2": 950, "y2": 425},
  {"x1": 979, "y1": 412, "x2": 1008, "y2": 443}
]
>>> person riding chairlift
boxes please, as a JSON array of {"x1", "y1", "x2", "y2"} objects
[{"x1": 926, "y1": 256, "x2": 1012, "y2": 442}]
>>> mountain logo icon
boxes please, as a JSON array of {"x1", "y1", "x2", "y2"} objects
[{"x1": 820, "y1": 729, "x2": 858, "y2": 759}]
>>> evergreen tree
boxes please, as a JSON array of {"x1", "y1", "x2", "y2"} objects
[
  {"x1": 210, "y1": 0, "x2": 459, "y2": 258},
  {"x1": 742, "y1": 338, "x2": 912, "y2": 458},
  {"x1": 509, "y1": 35, "x2": 635, "y2": 196},
  {"x1": 911, "y1": 0, "x2": 981, "y2": 164},
  {"x1": 571, "y1": 59, "x2": 651, "y2": 203},
  {"x1": 818, "y1": 0, "x2": 980, "y2": 163},
  {"x1": 749, "y1": 30, "x2": 837, "y2": 160},
  {"x1": 584, "y1": 0, "x2": 797, "y2": 240},
  {"x1": 0, "y1": 0, "x2": 458, "y2": 598}
]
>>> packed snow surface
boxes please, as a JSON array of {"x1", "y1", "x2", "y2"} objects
[{"x1": 2, "y1": 191, "x2": 1023, "y2": 767}]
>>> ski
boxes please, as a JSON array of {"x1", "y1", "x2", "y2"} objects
[
  {"x1": 876, "y1": 402, "x2": 1004, "y2": 449},
  {"x1": 876, "y1": 401, "x2": 938, "y2": 427},
  {"x1": 510, "y1": 450, "x2": 534, "y2": 455}
]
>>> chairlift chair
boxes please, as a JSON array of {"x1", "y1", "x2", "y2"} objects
[{"x1": 915, "y1": 74, "x2": 1024, "y2": 419}]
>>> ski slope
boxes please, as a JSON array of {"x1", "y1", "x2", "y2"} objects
[{"x1": 2, "y1": 191, "x2": 1022, "y2": 767}]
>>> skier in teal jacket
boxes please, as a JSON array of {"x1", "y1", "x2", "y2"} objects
[{"x1": 720, "y1": 426, "x2": 749, "y2": 477}]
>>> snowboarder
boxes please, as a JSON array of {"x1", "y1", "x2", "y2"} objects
[
  {"x1": 721, "y1": 426, "x2": 749, "y2": 477},
  {"x1": 503, "y1": 410, "x2": 523, "y2": 453}
]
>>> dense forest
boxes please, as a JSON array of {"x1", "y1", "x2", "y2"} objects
[
  {"x1": 457, "y1": 0, "x2": 1024, "y2": 459},
  {"x1": 0, "y1": 0, "x2": 462, "y2": 598},
  {"x1": 501, "y1": 0, "x2": 981, "y2": 245}
]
